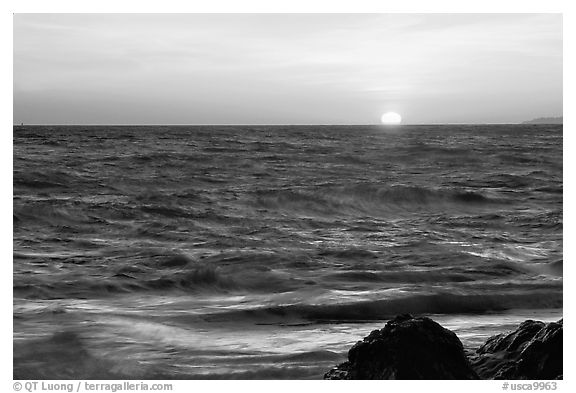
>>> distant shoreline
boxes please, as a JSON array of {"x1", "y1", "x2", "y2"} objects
[{"x1": 521, "y1": 117, "x2": 563, "y2": 125}]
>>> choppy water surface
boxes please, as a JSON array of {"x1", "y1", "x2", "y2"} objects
[{"x1": 13, "y1": 125, "x2": 562, "y2": 379}]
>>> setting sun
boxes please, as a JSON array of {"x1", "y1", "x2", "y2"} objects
[{"x1": 381, "y1": 112, "x2": 402, "y2": 125}]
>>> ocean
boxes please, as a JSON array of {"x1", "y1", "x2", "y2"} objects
[{"x1": 13, "y1": 124, "x2": 563, "y2": 379}]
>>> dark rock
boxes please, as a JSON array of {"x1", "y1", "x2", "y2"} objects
[
  {"x1": 325, "y1": 315, "x2": 563, "y2": 380},
  {"x1": 324, "y1": 314, "x2": 478, "y2": 379},
  {"x1": 471, "y1": 319, "x2": 563, "y2": 379}
]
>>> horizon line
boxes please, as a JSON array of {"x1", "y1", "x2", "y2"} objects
[{"x1": 13, "y1": 122, "x2": 561, "y2": 127}]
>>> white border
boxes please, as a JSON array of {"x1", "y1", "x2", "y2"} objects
[
  {"x1": 3, "y1": 1, "x2": 572, "y2": 391},
  {"x1": 2, "y1": 0, "x2": 571, "y2": 13}
]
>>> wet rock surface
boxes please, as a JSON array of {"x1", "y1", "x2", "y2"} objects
[
  {"x1": 471, "y1": 319, "x2": 563, "y2": 379},
  {"x1": 325, "y1": 315, "x2": 562, "y2": 380},
  {"x1": 324, "y1": 314, "x2": 478, "y2": 379}
]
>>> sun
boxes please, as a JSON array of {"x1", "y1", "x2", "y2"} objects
[{"x1": 381, "y1": 112, "x2": 402, "y2": 125}]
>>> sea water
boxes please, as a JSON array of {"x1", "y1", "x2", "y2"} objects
[{"x1": 13, "y1": 124, "x2": 562, "y2": 379}]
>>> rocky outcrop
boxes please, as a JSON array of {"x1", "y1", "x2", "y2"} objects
[
  {"x1": 471, "y1": 319, "x2": 563, "y2": 379},
  {"x1": 325, "y1": 315, "x2": 562, "y2": 380},
  {"x1": 324, "y1": 314, "x2": 479, "y2": 379}
]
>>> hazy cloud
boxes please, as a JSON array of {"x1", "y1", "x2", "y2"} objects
[{"x1": 14, "y1": 13, "x2": 562, "y2": 124}]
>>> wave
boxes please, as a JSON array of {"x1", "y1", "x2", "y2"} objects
[
  {"x1": 144, "y1": 265, "x2": 236, "y2": 291},
  {"x1": 252, "y1": 183, "x2": 502, "y2": 216},
  {"x1": 318, "y1": 248, "x2": 378, "y2": 259},
  {"x1": 13, "y1": 253, "x2": 303, "y2": 299},
  {"x1": 399, "y1": 142, "x2": 474, "y2": 158},
  {"x1": 14, "y1": 266, "x2": 235, "y2": 299},
  {"x1": 205, "y1": 291, "x2": 563, "y2": 323},
  {"x1": 325, "y1": 270, "x2": 476, "y2": 283},
  {"x1": 527, "y1": 259, "x2": 563, "y2": 277},
  {"x1": 14, "y1": 178, "x2": 68, "y2": 190},
  {"x1": 13, "y1": 203, "x2": 99, "y2": 227},
  {"x1": 14, "y1": 169, "x2": 98, "y2": 191}
]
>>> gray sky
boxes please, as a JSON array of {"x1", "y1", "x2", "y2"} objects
[{"x1": 13, "y1": 13, "x2": 562, "y2": 125}]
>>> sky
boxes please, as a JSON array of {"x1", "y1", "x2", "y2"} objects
[{"x1": 13, "y1": 13, "x2": 562, "y2": 125}]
